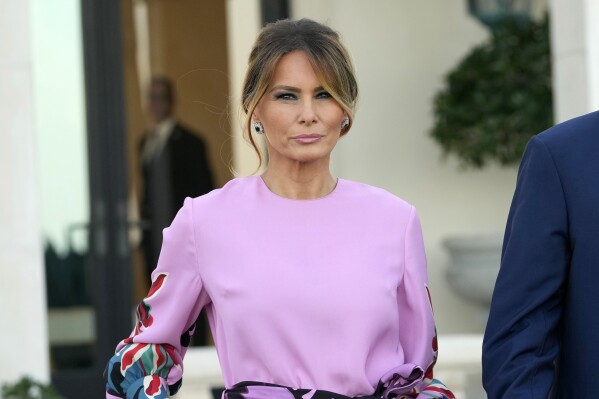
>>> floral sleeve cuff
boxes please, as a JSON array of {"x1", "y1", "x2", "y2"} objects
[
  {"x1": 376, "y1": 363, "x2": 455, "y2": 399},
  {"x1": 105, "y1": 342, "x2": 183, "y2": 399},
  {"x1": 126, "y1": 376, "x2": 169, "y2": 399}
]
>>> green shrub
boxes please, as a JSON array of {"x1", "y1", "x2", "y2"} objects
[
  {"x1": 1, "y1": 377, "x2": 62, "y2": 399},
  {"x1": 431, "y1": 16, "x2": 553, "y2": 168}
]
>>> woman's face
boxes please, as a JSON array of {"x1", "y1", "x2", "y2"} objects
[{"x1": 253, "y1": 50, "x2": 347, "y2": 168}]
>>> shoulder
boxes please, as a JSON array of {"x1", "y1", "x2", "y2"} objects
[
  {"x1": 339, "y1": 179, "x2": 414, "y2": 216},
  {"x1": 521, "y1": 111, "x2": 599, "y2": 179},
  {"x1": 173, "y1": 122, "x2": 196, "y2": 135},
  {"x1": 171, "y1": 123, "x2": 206, "y2": 145},
  {"x1": 138, "y1": 131, "x2": 150, "y2": 150},
  {"x1": 535, "y1": 110, "x2": 599, "y2": 151}
]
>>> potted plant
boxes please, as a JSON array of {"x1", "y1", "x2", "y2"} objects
[
  {"x1": 431, "y1": 16, "x2": 553, "y2": 169},
  {"x1": 1, "y1": 377, "x2": 62, "y2": 399},
  {"x1": 430, "y1": 16, "x2": 553, "y2": 307}
]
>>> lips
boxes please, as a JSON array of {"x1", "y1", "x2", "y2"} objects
[{"x1": 291, "y1": 134, "x2": 324, "y2": 143}]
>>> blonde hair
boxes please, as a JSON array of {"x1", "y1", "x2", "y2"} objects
[{"x1": 241, "y1": 18, "x2": 359, "y2": 170}]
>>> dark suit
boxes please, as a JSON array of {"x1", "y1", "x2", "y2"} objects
[
  {"x1": 140, "y1": 123, "x2": 214, "y2": 276},
  {"x1": 483, "y1": 110, "x2": 599, "y2": 398}
]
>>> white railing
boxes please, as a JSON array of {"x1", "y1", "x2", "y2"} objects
[
  {"x1": 435, "y1": 334, "x2": 485, "y2": 399},
  {"x1": 174, "y1": 334, "x2": 485, "y2": 399},
  {"x1": 174, "y1": 347, "x2": 223, "y2": 399}
]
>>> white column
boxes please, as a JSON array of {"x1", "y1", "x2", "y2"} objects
[
  {"x1": 0, "y1": 0, "x2": 50, "y2": 384},
  {"x1": 550, "y1": 0, "x2": 599, "y2": 122},
  {"x1": 226, "y1": 0, "x2": 262, "y2": 176}
]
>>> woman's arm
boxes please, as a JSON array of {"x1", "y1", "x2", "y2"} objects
[
  {"x1": 104, "y1": 198, "x2": 211, "y2": 399},
  {"x1": 391, "y1": 208, "x2": 453, "y2": 399}
]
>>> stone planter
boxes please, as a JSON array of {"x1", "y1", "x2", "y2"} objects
[{"x1": 444, "y1": 233, "x2": 503, "y2": 307}]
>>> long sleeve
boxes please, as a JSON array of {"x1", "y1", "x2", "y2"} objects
[
  {"x1": 386, "y1": 207, "x2": 454, "y2": 399},
  {"x1": 482, "y1": 137, "x2": 569, "y2": 398},
  {"x1": 105, "y1": 198, "x2": 211, "y2": 399}
]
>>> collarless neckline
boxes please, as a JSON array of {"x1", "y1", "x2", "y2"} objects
[{"x1": 256, "y1": 175, "x2": 342, "y2": 202}]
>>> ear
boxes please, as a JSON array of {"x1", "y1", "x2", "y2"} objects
[{"x1": 252, "y1": 106, "x2": 262, "y2": 122}]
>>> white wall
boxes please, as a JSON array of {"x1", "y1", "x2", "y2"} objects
[
  {"x1": 0, "y1": 0, "x2": 50, "y2": 384},
  {"x1": 550, "y1": 0, "x2": 599, "y2": 121},
  {"x1": 227, "y1": 0, "x2": 262, "y2": 176},
  {"x1": 290, "y1": 0, "x2": 519, "y2": 334}
]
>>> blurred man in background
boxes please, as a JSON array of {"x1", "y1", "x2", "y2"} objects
[{"x1": 140, "y1": 76, "x2": 214, "y2": 279}]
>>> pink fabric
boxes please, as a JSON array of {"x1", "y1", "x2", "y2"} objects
[{"x1": 118, "y1": 176, "x2": 437, "y2": 397}]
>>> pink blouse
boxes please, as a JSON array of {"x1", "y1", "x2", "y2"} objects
[{"x1": 105, "y1": 176, "x2": 440, "y2": 399}]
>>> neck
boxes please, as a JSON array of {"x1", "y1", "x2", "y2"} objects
[
  {"x1": 261, "y1": 158, "x2": 336, "y2": 200},
  {"x1": 152, "y1": 115, "x2": 173, "y2": 126}
]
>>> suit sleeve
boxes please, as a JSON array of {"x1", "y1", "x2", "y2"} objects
[
  {"x1": 186, "y1": 135, "x2": 214, "y2": 197},
  {"x1": 194, "y1": 139, "x2": 215, "y2": 194},
  {"x1": 482, "y1": 136, "x2": 570, "y2": 398},
  {"x1": 104, "y1": 198, "x2": 211, "y2": 399}
]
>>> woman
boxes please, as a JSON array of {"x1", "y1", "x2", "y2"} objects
[{"x1": 105, "y1": 18, "x2": 454, "y2": 399}]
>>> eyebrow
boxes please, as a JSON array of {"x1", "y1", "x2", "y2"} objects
[{"x1": 269, "y1": 85, "x2": 325, "y2": 93}]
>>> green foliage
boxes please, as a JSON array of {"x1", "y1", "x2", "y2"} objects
[
  {"x1": 430, "y1": 16, "x2": 553, "y2": 168},
  {"x1": 1, "y1": 377, "x2": 62, "y2": 399}
]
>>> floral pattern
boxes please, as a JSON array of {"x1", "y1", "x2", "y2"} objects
[
  {"x1": 123, "y1": 273, "x2": 169, "y2": 345},
  {"x1": 105, "y1": 343, "x2": 180, "y2": 399},
  {"x1": 104, "y1": 272, "x2": 187, "y2": 398},
  {"x1": 146, "y1": 273, "x2": 169, "y2": 300}
]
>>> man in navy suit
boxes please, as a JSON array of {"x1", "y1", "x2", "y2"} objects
[{"x1": 482, "y1": 110, "x2": 599, "y2": 397}]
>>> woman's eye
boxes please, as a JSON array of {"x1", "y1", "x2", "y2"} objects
[
  {"x1": 316, "y1": 91, "x2": 332, "y2": 99},
  {"x1": 274, "y1": 93, "x2": 297, "y2": 100}
]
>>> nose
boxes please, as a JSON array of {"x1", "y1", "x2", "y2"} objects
[{"x1": 299, "y1": 98, "x2": 317, "y2": 126}]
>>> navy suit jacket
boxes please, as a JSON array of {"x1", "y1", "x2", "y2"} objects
[{"x1": 483, "y1": 110, "x2": 599, "y2": 398}]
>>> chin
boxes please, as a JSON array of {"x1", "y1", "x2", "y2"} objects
[{"x1": 290, "y1": 148, "x2": 333, "y2": 163}]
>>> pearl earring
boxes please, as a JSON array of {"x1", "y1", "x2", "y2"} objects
[
  {"x1": 341, "y1": 117, "x2": 350, "y2": 129},
  {"x1": 253, "y1": 121, "x2": 264, "y2": 134}
]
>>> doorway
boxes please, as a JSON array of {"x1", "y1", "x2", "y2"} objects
[{"x1": 40, "y1": 1, "x2": 231, "y2": 397}]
